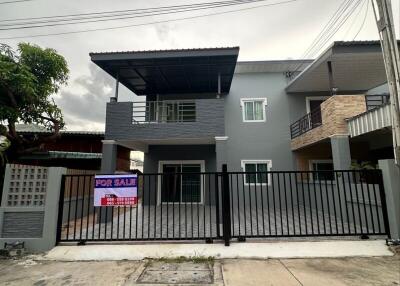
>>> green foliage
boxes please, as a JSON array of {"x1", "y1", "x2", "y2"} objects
[
  {"x1": 0, "y1": 136, "x2": 10, "y2": 166},
  {"x1": 0, "y1": 42, "x2": 69, "y2": 131},
  {"x1": 351, "y1": 160, "x2": 377, "y2": 170}
]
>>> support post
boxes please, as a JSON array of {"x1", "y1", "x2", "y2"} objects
[
  {"x1": 215, "y1": 136, "x2": 228, "y2": 172},
  {"x1": 114, "y1": 73, "x2": 119, "y2": 101},
  {"x1": 100, "y1": 140, "x2": 117, "y2": 223},
  {"x1": 221, "y1": 164, "x2": 231, "y2": 246},
  {"x1": 378, "y1": 159, "x2": 400, "y2": 240},
  {"x1": 100, "y1": 140, "x2": 117, "y2": 174},
  {"x1": 372, "y1": 0, "x2": 400, "y2": 166},
  {"x1": 327, "y1": 61, "x2": 337, "y2": 95},
  {"x1": 217, "y1": 72, "x2": 221, "y2": 99},
  {"x1": 330, "y1": 135, "x2": 352, "y2": 170}
]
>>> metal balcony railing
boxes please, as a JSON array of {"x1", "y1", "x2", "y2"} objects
[
  {"x1": 132, "y1": 100, "x2": 196, "y2": 124},
  {"x1": 365, "y1": 94, "x2": 390, "y2": 110},
  {"x1": 290, "y1": 106, "x2": 322, "y2": 139}
]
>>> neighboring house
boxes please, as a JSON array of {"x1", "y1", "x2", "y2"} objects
[
  {"x1": 91, "y1": 41, "x2": 395, "y2": 203},
  {"x1": 14, "y1": 125, "x2": 106, "y2": 170},
  {"x1": 287, "y1": 41, "x2": 396, "y2": 172},
  {"x1": 130, "y1": 159, "x2": 144, "y2": 173}
]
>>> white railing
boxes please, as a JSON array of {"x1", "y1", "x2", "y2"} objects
[{"x1": 132, "y1": 100, "x2": 196, "y2": 124}]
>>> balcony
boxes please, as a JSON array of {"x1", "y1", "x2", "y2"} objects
[
  {"x1": 105, "y1": 98, "x2": 225, "y2": 145},
  {"x1": 290, "y1": 95, "x2": 367, "y2": 150},
  {"x1": 347, "y1": 94, "x2": 391, "y2": 138}
]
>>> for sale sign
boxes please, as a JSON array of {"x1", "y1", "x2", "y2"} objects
[{"x1": 94, "y1": 174, "x2": 138, "y2": 206}]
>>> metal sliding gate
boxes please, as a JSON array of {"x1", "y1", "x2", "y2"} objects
[{"x1": 56, "y1": 168, "x2": 390, "y2": 245}]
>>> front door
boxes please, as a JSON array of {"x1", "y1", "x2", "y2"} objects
[{"x1": 160, "y1": 162, "x2": 202, "y2": 204}]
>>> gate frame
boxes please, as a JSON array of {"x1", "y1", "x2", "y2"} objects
[{"x1": 55, "y1": 167, "x2": 391, "y2": 246}]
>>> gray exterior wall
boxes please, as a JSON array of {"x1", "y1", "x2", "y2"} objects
[
  {"x1": 105, "y1": 98, "x2": 225, "y2": 141},
  {"x1": 224, "y1": 72, "x2": 297, "y2": 171},
  {"x1": 144, "y1": 145, "x2": 216, "y2": 173},
  {"x1": 143, "y1": 145, "x2": 217, "y2": 205}
]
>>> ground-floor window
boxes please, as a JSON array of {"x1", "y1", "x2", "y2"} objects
[
  {"x1": 240, "y1": 160, "x2": 272, "y2": 185},
  {"x1": 309, "y1": 160, "x2": 334, "y2": 181},
  {"x1": 158, "y1": 161, "x2": 204, "y2": 204}
]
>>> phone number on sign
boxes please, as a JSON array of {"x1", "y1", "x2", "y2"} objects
[{"x1": 100, "y1": 197, "x2": 138, "y2": 206}]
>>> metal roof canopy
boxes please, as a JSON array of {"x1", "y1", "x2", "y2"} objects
[
  {"x1": 285, "y1": 41, "x2": 399, "y2": 93},
  {"x1": 90, "y1": 47, "x2": 239, "y2": 96}
]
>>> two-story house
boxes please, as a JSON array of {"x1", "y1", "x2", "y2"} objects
[{"x1": 91, "y1": 41, "x2": 395, "y2": 205}]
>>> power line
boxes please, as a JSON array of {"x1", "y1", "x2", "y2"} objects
[
  {"x1": 0, "y1": 0, "x2": 271, "y2": 30},
  {"x1": 0, "y1": 0, "x2": 34, "y2": 4},
  {"x1": 342, "y1": 0, "x2": 367, "y2": 39},
  {"x1": 0, "y1": 0, "x2": 296, "y2": 40},
  {"x1": 289, "y1": 0, "x2": 364, "y2": 72},
  {"x1": 305, "y1": 0, "x2": 363, "y2": 59},
  {"x1": 297, "y1": 0, "x2": 356, "y2": 62},
  {"x1": 286, "y1": 0, "x2": 354, "y2": 71},
  {"x1": 352, "y1": 0, "x2": 369, "y2": 40},
  {"x1": 0, "y1": 0, "x2": 259, "y2": 23}
]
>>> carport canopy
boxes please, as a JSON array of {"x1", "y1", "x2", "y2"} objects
[
  {"x1": 90, "y1": 47, "x2": 239, "y2": 96},
  {"x1": 285, "y1": 41, "x2": 399, "y2": 93}
]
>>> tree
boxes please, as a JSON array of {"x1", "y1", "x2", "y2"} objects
[{"x1": 0, "y1": 43, "x2": 69, "y2": 161}]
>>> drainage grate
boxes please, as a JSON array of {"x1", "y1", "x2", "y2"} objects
[{"x1": 136, "y1": 262, "x2": 213, "y2": 284}]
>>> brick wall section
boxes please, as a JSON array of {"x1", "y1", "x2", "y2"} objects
[
  {"x1": 105, "y1": 98, "x2": 225, "y2": 140},
  {"x1": 291, "y1": 95, "x2": 367, "y2": 150}
]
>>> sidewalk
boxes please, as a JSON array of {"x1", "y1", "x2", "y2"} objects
[
  {"x1": 0, "y1": 254, "x2": 398, "y2": 285},
  {"x1": 45, "y1": 240, "x2": 393, "y2": 260}
]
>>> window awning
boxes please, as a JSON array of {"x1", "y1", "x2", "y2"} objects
[
  {"x1": 90, "y1": 47, "x2": 239, "y2": 96},
  {"x1": 286, "y1": 41, "x2": 399, "y2": 93}
]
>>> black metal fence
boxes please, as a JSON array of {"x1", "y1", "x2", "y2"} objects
[
  {"x1": 225, "y1": 169, "x2": 389, "y2": 243},
  {"x1": 56, "y1": 168, "x2": 390, "y2": 245},
  {"x1": 57, "y1": 173, "x2": 220, "y2": 242}
]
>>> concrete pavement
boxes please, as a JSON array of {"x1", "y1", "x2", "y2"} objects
[
  {"x1": 0, "y1": 255, "x2": 399, "y2": 285},
  {"x1": 45, "y1": 240, "x2": 393, "y2": 261}
]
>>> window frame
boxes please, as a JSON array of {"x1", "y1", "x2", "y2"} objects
[
  {"x1": 240, "y1": 98, "x2": 267, "y2": 123},
  {"x1": 309, "y1": 159, "x2": 335, "y2": 182},
  {"x1": 305, "y1": 96, "x2": 330, "y2": 114},
  {"x1": 157, "y1": 160, "x2": 205, "y2": 205},
  {"x1": 240, "y1": 159, "x2": 272, "y2": 186}
]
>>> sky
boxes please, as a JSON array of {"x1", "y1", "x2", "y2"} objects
[{"x1": 0, "y1": 0, "x2": 399, "y2": 131}]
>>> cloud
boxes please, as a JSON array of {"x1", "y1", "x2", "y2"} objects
[{"x1": 56, "y1": 64, "x2": 114, "y2": 131}]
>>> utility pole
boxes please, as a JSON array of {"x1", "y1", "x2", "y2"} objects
[{"x1": 371, "y1": 0, "x2": 400, "y2": 167}]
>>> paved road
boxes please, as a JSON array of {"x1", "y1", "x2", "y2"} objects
[{"x1": 0, "y1": 254, "x2": 399, "y2": 285}]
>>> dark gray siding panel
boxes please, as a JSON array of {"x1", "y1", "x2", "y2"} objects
[
  {"x1": 143, "y1": 145, "x2": 216, "y2": 173},
  {"x1": 2, "y1": 212, "x2": 44, "y2": 238},
  {"x1": 105, "y1": 99, "x2": 225, "y2": 140}
]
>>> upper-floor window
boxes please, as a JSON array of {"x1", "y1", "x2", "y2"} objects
[
  {"x1": 240, "y1": 98, "x2": 267, "y2": 122},
  {"x1": 241, "y1": 159, "x2": 272, "y2": 185}
]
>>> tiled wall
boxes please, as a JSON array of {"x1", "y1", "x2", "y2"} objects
[{"x1": 291, "y1": 95, "x2": 367, "y2": 150}]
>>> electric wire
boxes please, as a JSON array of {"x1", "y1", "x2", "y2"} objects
[
  {"x1": 0, "y1": 0, "x2": 296, "y2": 40},
  {"x1": 286, "y1": 0, "x2": 354, "y2": 72},
  {"x1": 0, "y1": 0, "x2": 264, "y2": 24},
  {"x1": 289, "y1": 0, "x2": 364, "y2": 72},
  {"x1": 0, "y1": 0, "x2": 269, "y2": 29},
  {"x1": 352, "y1": 0, "x2": 369, "y2": 40},
  {"x1": 342, "y1": 0, "x2": 367, "y2": 40},
  {"x1": 0, "y1": 0, "x2": 34, "y2": 5}
]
